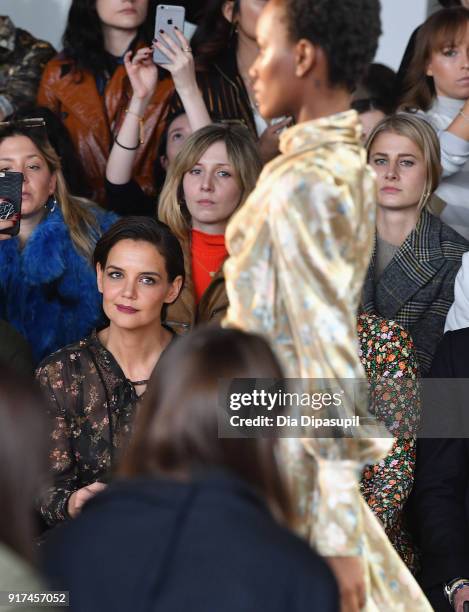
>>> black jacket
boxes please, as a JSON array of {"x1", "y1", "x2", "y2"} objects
[
  {"x1": 42, "y1": 471, "x2": 338, "y2": 612},
  {"x1": 411, "y1": 328, "x2": 469, "y2": 609}
]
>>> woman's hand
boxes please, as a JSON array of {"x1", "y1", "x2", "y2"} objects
[
  {"x1": 0, "y1": 216, "x2": 18, "y2": 240},
  {"x1": 67, "y1": 482, "x2": 107, "y2": 518},
  {"x1": 258, "y1": 117, "x2": 293, "y2": 164},
  {"x1": 325, "y1": 556, "x2": 366, "y2": 612},
  {"x1": 153, "y1": 28, "x2": 197, "y2": 95},
  {"x1": 124, "y1": 47, "x2": 159, "y2": 102}
]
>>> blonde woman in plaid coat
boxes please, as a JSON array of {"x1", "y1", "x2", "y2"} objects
[{"x1": 362, "y1": 114, "x2": 469, "y2": 375}]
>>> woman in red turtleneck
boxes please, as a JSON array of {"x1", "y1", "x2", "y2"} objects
[{"x1": 159, "y1": 123, "x2": 261, "y2": 334}]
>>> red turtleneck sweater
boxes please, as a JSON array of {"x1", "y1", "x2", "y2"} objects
[{"x1": 191, "y1": 228, "x2": 228, "y2": 303}]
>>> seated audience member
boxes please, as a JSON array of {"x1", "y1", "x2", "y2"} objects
[
  {"x1": 358, "y1": 312, "x2": 420, "y2": 572},
  {"x1": 43, "y1": 326, "x2": 339, "y2": 612},
  {"x1": 399, "y1": 7, "x2": 469, "y2": 239},
  {"x1": 352, "y1": 63, "x2": 397, "y2": 142},
  {"x1": 0, "y1": 16, "x2": 55, "y2": 121},
  {"x1": 0, "y1": 320, "x2": 33, "y2": 377},
  {"x1": 361, "y1": 114, "x2": 469, "y2": 375},
  {"x1": 0, "y1": 368, "x2": 50, "y2": 599},
  {"x1": 105, "y1": 27, "x2": 210, "y2": 214},
  {"x1": 36, "y1": 217, "x2": 184, "y2": 527},
  {"x1": 37, "y1": 0, "x2": 173, "y2": 205},
  {"x1": 0, "y1": 123, "x2": 117, "y2": 364},
  {"x1": 411, "y1": 329, "x2": 469, "y2": 611},
  {"x1": 159, "y1": 123, "x2": 261, "y2": 334},
  {"x1": 181, "y1": 0, "x2": 291, "y2": 163},
  {"x1": 12, "y1": 107, "x2": 92, "y2": 199},
  {"x1": 396, "y1": 0, "x2": 469, "y2": 102}
]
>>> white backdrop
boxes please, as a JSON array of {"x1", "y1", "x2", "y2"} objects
[{"x1": 2, "y1": 0, "x2": 431, "y2": 71}]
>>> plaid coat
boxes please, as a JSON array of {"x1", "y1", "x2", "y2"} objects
[{"x1": 362, "y1": 210, "x2": 469, "y2": 375}]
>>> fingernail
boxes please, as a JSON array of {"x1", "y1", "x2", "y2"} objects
[
  {"x1": 174, "y1": 25, "x2": 179, "y2": 29},
  {"x1": 159, "y1": 29, "x2": 164, "y2": 33}
]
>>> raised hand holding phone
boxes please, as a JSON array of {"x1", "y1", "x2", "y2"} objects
[
  {"x1": 153, "y1": 27, "x2": 211, "y2": 133},
  {"x1": 0, "y1": 171, "x2": 22, "y2": 239},
  {"x1": 153, "y1": 4, "x2": 186, "y2": 65}
]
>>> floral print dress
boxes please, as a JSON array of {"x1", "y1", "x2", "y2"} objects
[
  {"x1": 358, "y1": 312, "x2": 420, "y2": 572},
  {"x1": 36, "y1": 331, "x2": 153, "y2": 526}
]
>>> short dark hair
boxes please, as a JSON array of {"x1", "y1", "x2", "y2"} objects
[
  {"x1": 352, "y1": 63, "x2": 398, "y2": 115},
  {"x1": 120, "y1": 326, "x2": 292, "y2": 523},
  {"x1": 282, "y1": 0, "x2": 381, "y2": 90},
  {"x1": 93, "y1": 216, "x2": 185, "y2": 286},
  {"x1": 0, "y1": 369, "x2": 49, "y2": 563}
]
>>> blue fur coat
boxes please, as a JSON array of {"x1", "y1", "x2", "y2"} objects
[{"x1": 0, "y1": 206, "x2": 118, "y2": 364}]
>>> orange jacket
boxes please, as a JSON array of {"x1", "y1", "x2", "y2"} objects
[{"x1": 38, "y1": 51, "x2": 173, "y2": 205}]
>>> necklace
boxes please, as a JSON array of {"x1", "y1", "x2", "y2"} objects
[
  {"x1": 128, "y1": 379, "x2": 149, "y2": 386},
  {"x1": 194, "y1": 258, "x2": 217, "y2": 278}
]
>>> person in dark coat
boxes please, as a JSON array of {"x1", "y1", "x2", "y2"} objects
[
  {"x1": 411, "y1": 328, "x2": 469, "y2": 611},
  {"x1": 361, "y1": 114, "x2": 469, "y2": 375},
  {"x1": 42, "y1": 326, "x2": 339, "y2": 612}
]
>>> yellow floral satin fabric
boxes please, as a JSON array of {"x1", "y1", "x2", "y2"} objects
[{"x1": 223, "y1": 111, "x2": 431, "y2": 610}]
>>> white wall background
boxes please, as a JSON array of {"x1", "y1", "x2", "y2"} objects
[
  {"x1": 2, "y1": 0, "x2": 432, "y2": 71},
  {"x1": 374, "y1": 0, "x2": 429, "y2": 70}
]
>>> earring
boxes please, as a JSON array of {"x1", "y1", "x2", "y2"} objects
[{"x1": 44, "y1": 195, "x2": 57, "y2": 213}]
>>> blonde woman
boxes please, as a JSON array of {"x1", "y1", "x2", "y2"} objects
[
  {"x1": 0, "y1": 123, "x2": 117, "y2": 363},
  {"x1": 158, "y1": 123, "x2": 261, "y2": 333},
  {"x1": 362, "y1": 114, "x2": 469, "y2": 374}
]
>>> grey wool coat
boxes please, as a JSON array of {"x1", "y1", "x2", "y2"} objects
[{"x1": 362, "y1": 210, "x2": 469, "y2": 375}]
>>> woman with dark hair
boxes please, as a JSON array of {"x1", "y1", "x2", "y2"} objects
[
  {"x1": 222, "y1": 0, "x2": 432, "y2": 609},
  {"x1": 43, "y1": 326, "x2": 339, "y2": 612},
  {"x1": 0, "y1": 123, "x2": 117, "y2": 364},
  {"x1": 158, "y1": 122, "x2": 262, "y2": 333},
  {"x1": 0, "y1": 368, "x2": 49, "y2": 596},
  {"x1": 399, "y1": 7, "x2": 469, "y2": 238},
  {"x1": 37, "y1": 0, "x2": 174, "y2": 204},
  {"x1": 36, "y1": 217, "x2": 184, "y2": 527},
  {"x1": 352, "y1": 63, "x2": 397, "y2": 142}
]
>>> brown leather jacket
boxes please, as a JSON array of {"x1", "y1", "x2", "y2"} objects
[
  {"x1": 164, "y1": 244, "x2": 229, "y2": 335},
  {"x1": 37, "y1": 49, "x2": 173, "y2": 205}
]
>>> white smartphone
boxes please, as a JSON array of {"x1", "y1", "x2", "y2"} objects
[{"x1": 153, "y1": 4, "x2": 186, "y2": 65}]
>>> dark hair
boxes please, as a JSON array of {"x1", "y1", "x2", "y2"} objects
[
  {"x1": 152, "y1": 110, "x2": 187, "y2": 193},
  {"x1": 439, "y1": 0, "x2": 463, "y2": 6},
  {"x1": 120, "y1": 326, "x2": 291, "y2": 522},
  {"x1": 283, "y1": 0, "x2": 381, "y2": 90},
  {"x1": 10, "y1": 107, "x2": 92, "y2": 199},
  {"x1": 0, "y1": 369, "x2": 49, "y2": 563},
  {"x1": 399, "y1": 7, "x2": 469, "y2": 111},
  {"x1": 62, "y1": 0, "x2": 156, "y2": 75},
  {"x1": 93, "y1": 216, "x2": 185, "y2": 285},
  {"x1": 191, "y1": 0, "x2": 240, "y2": 70},
  {"x1": 352, "y1": 63, "x2": 398, "y2": 115}
]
